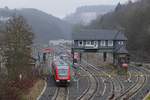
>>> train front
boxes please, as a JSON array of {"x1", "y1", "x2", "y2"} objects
[{"x1": 55, "y1": 63, "x2": 71, "y2": 85}]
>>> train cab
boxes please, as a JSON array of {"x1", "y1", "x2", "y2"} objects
[{"x1": 52, "y1": 60, "x2": 71, "y2": 85}]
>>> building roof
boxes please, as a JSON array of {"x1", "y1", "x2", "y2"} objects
[
  {"x1": 72, "y1": 29, "x2": 127, "y2": 40},
  {"x1": 115, "y1": 45, "x2": 128, "y2": 54}
]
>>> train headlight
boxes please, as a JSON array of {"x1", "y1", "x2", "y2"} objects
[
  {"x1": 56, "y1": 80, "x2": 60, "y2": 82},
  {"x1": 67, "y1": 80, "x2": 70, "y2": 82}
]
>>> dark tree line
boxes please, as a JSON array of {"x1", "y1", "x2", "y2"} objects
[{"x1": 88, "y1": 0, "x2": 150, "y2": 61}]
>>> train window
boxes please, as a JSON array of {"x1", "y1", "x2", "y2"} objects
[{"x1": 58, "y1": 69, "x2": 68, "y2": 76}]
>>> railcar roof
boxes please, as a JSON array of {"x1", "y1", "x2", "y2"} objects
[{"x1": 54, "y1": 59, "x2": 69, "y2": 69}]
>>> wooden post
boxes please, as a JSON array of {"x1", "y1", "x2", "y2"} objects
[
  {"x1": 103, "y1": 52, "x2": 107, "y2": 62},
  {"x1": 87, "y1": 53, "x2": 88, "y2": 63}
]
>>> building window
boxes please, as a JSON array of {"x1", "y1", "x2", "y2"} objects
[
  {"x1": 86, "y1": 41, "x2": 91, "y2": 45},
  {"x1": 100, "y1": 40, "x2": 106, "y2": 46},
  {"x1": 78, "y1": 41, "x2": 83, "y2": 46},
  {"x1": 108, "y1": 41, "x2": 113, "y2": 46},
  {"x1": 93, "y1": 41, "x2": 98, "y2": 48},
  {"x1": 91, "y1": 41, "x2": 94, "y2": 45},
  {"x1": 118, "y1": 41, "x2": 124, "y2": 45}
]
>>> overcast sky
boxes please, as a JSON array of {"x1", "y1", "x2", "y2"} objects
[{"x1": 0, "y1": 0, "x2": 130, "y2": 18}]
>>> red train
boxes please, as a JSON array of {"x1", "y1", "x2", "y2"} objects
[{"x1": 51, "y1": 60, "x2": 71, "y2": 85}]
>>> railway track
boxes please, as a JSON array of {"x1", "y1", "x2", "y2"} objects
[
  {"x1": 78, "y1": 61, "x2": 147, "y2": 100},
  {"x1": 52, "y1": 87, "x2": 69, "y2": 100},
  {"x1": 108, "y1": 77, "x2": 124, "y2": 100},
  {"x1": 133, "y1": 67, "x2": 149, "y2": 99},
  {"x1": 114, "y1": 67, "x2": 147, "y2": 100},
  {"x1": 76, "y1": 63, "x2": 98, "y2": 100},
  {"x1": 84, "y1": 63, "x2": 114, "y2": 99},
  {"x1": 82, "y1": 61, "x2": 124, "y2": 100}
]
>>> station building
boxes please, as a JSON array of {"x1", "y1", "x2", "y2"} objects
[{"x1": 71, "y1": 29, "x2": 129, "y2": 67}]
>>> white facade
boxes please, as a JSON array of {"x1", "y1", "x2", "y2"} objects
[
  {"x1": 0, "y1": 16, "x2": 10, "y2": 22},
  {"x1": 80, "y1": 12, "x2": 97, "y2": 25},
  {"x1": 49, "y1": 39, "x2": 72, "y2": 46}
]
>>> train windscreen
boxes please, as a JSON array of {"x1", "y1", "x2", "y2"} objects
[{"x1": 58, "y1": 69, "x2": 68, "y2": 77}]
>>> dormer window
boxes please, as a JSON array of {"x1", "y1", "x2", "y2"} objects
[{"x1": 118, "y1": 41, "x2": 124, "y2": 45}]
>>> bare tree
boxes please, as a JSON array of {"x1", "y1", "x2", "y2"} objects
[{"x1": 4, "y1": 15, "x2": 34, "y2": 80}]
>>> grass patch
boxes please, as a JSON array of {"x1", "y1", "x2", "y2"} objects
[
  {"x1": 146, "y1": 94, "x2": 150, "y2": 100},
  {"x1": 117, "y1": 70, "x2": 127, "y2": 75},
  {"x1": 22, "y1": 79, "x2": 45, "y2": 100}
]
